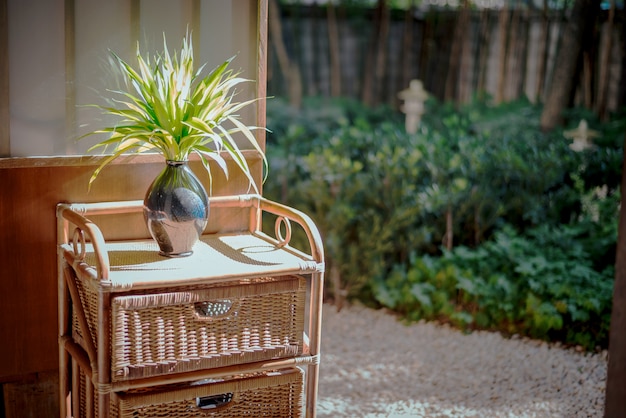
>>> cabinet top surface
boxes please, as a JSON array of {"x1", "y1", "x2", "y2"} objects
[{"x1": 62, "y1": 233, "x2": 320, "y2": 290}]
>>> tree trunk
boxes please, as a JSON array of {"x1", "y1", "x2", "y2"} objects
[
  {"x1": 310, "y1": 3, "x2": 321, "y2": 95},
  {"x1": 361, "y1": 1, "x2": 382, "y2": 106},
  {"x1": 505, "y1": 7, "x2": 520, "y2": 102},
  {"x1": 445, "y1": 0, "x2": 470, "y2": 102},
  {"x1": 327, "y1": 2, "x2": 341, "y2": 97},
  {"x1": 535, "y1": 0, "x2": 550, "y2": 102},
  {"x1": 419, "y1": 16, "x2": 433, "y2": 92},
  {"x1": 619, "y1": 5, "x2": 626, "y2": 109},
  {"x1": 605, "y1": 133, "x2": 626, "y2": 418},
  {"x1": 445, "y1": 206, "x2": 453, "y2": 251},
  {"x1": 517, "y1": 9, "x2": 530, "y2": 99},
  {"x1": 268, "y1": 0, "x2": 302, "y2": 109},
  {"x1": 540, "y1": 0, "x2": 599, "y2": 131},
  {"x1": 400, "y1": 0, "x2": 415, "y2": 100},
  {"x1": 473, "y1": 186, "x2": 481, "y2": 246},
  {"x1": 373, "y1": 0, "x2": 390, "y2": 106},
  {"x1": 495, "y1": 6, "x2": 509, "y2": 104},
  {"x1": 475, "y1": 9, "x2": 491, "y2": 95},
  {"x1": 582, "y1": 49, "x2": 593, "y2": 109},
  {"x1": 596, "y1": 0, "x2": 615, "y2": 120},
  {"x1": 458, "y1": 1, "x2": 474, "y2": 103}
]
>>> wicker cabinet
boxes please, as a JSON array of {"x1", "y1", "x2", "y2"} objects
[{"x1": 57, "y1": 195, "x2": 324, "y2": 417}]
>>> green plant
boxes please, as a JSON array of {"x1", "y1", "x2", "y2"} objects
[
  {"x1": 273, "y1": 120, "x2": 432, "y2": 302},
  {"x1": 265, "y1": 95, "x2": 620, "y2": 349},
  {"x1": 372, "y1": 222, "x2": 615, "y2": 349},
  {"x1": 83, "y1": 33, "x2": 266, "y2": 191}
]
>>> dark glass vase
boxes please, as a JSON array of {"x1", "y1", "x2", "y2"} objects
[{"x1": 143, "y1": 160, "x2": 209, "y2": 257}]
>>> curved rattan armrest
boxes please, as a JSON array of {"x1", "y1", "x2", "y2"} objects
[
  {"x1": 257, "y1": 196, "x2": 325, "y2": 265},
  {"x1": 57, "y1": 203, "x2": 110, "y2": 281},
  {"x1": 209, "y1": 194, "x2": 324, "y2": 263},
  {"x1": 205, "y1": 194, "x2": 324, "y2": 263}
]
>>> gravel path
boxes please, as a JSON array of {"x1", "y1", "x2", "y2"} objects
[{"x1": 316, "y1": 304, "x2": 608, "y2": 418}]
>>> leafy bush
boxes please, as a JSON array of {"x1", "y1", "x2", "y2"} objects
[
  {"x1": 264, "y1": 95, "x2": 621, "y2": 349},
  {"x1": 267, "y1": 111, "x2": 436, "y2": 301},
  {"x1": 372, "y1": 218, "x2": 617, "y2": 349}
]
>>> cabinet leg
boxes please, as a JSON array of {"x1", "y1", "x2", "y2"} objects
[
  {"x1": 59, "y1": 349, "x2": 70, "y2": 418},
  {"x1": 306, "y1": 363, "x2": 319, "y2": 418}
]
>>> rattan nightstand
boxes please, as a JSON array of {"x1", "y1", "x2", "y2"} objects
[{"x1": 57, "y1": 195, "x2": 324, "y2": 417}]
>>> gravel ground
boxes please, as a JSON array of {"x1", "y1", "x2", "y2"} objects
[{"x1": 316, "y1": 304, "x2": 608, "y2": 418}]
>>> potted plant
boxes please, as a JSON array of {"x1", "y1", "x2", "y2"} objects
[{"x1": 83, "y1": 33, "x2": 266, "y2": 257}]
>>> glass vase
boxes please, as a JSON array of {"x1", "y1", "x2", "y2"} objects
[{"x1": 143, "y1": 160, "x2": 209, "y2": 257}]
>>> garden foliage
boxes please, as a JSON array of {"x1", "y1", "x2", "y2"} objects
[{"x1": 264, "y1": 96, "x2": 623, "y2": 350}]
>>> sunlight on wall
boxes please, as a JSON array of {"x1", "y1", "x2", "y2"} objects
[
  {"x1": 7, "y1": 0, "x2": 258, "y2": 157},
  {"x1": 8, "y1": 0, "x2": 65, "y2": 156}
]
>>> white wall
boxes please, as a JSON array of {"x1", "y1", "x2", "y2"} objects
[
  {"x1": 8, "y1": 0, "x2": 66, "y2": 156},
  {"x1": 7, "y1": 0, "x2": 259, "y2": 157}
]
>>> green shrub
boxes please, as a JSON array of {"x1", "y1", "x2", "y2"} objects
[
  {"x1": 372, "y1": 219, "x2": 616, "y2": 349},
  {"x1": 267, "y1": 112, "x2": 436, "y2": 301},
  {"x1": 264, "y1": 95, "x2": 622, "y2": 349}
]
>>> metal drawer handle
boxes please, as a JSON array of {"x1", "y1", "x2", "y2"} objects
[
  {"x1": 194, "y1": 300, "x2": 234, "y2": 319},
  {"x1": 196, "y1": 393, "x2": 234, "y2": 410}
]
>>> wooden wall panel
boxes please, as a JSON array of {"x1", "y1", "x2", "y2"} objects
[
  {"x1": 0, "y1": 152, "x2": 263, "y2": 380},
  {"x1": 2, "y1": 372, "x2": 58, "y2": 418}
]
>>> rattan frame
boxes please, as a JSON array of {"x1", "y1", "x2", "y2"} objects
[{"x1": 57, "y1": 194, "x2": 324, "y2": 418}]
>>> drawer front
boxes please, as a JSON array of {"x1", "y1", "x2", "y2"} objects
[
  {"x1": 111, "y1": 368, "x2": 304, "y2": 418},
  {"x1": 110, "y1": 276, "x2": 306, "y2": 381}
]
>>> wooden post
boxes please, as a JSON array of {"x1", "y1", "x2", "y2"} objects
[{"x1": 604, "y1": 133, "x2": 626, "y2": 418}]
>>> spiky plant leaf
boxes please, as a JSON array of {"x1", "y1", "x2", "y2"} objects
[{"x1": 82, "y1": 32, "x2": 266, "y2": 190}]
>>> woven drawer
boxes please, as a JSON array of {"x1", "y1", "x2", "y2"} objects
[
  {"x1": 77, "y1": 367, "x2": 304, "y2": 418},
  {"x1": 71, "y1": 275, "x2": 306, "y2": 381},
  {"x1": 112, "y1": 368, "x2": 304, "y2": 418}
]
